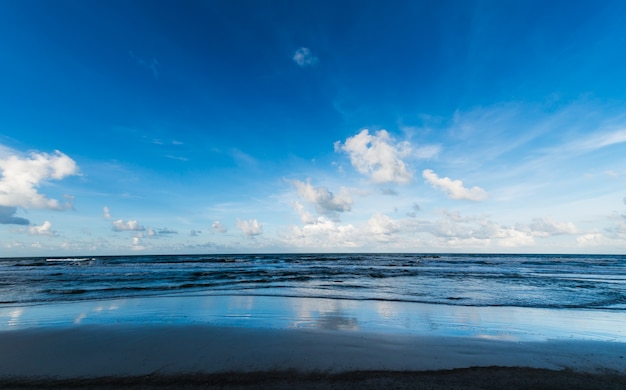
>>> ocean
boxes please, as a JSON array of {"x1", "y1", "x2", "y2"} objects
[{"x1": 1, "y1": 253, "x2": 624, "y2": 309}]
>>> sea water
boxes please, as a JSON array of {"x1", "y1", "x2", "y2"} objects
[{"x1": 1, "y1": 253, "x2": 625, "y2": 340}]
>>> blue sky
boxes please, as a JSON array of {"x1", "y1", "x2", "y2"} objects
[{"x1": 1, "y1": 0, "x2": 626, "y2": 255}]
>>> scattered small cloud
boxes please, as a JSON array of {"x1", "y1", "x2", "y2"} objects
[
  {"x1": 157, "y1": 228, "x2": 177, "y2": 235},
  {"x1": 165, "y1": 155, "x2": 189, "y2": 162},
  {"x1": 190, "y1": 229, "x2": 202, "y2": 237},
  {"x1": 29, "y1": 221, "x2": 54, "y2": 236},
  {"x1": 131, "y1": 236, "x2": 146, "y2": 250},
  {"x1": 406, "y1": 203, "x2": 421, "y2": 218},
  {"x1": 0, "y1": 206, "x2": 30, "y2": 225},
  {"x1": 0, "y1": 149, "x2": 79, "y2": 209},
  {"x1": 422, "y1": 169, "x2": 487, "y2": 201},
  {"x1": 380, "y1": 188, "x2": 398, "y2": 195},
  {"x1": 112, "y1": 219, "x2": 145, "y2": 232},
  {"x1": 236, "y1": 219, "x2": 263, "y2": 237},
  {"x1": 292, "y1": 47, "x2": 318, "y2": 67},
  {"x1": 103, "y1": 206, "x2": 111, "y2": 219},
  {"x1": 212, "y1": 221, "x2": 227, "y2": 233},
  {"x1": 335, "y1": 129, "x2": 412, "y2": 184}
]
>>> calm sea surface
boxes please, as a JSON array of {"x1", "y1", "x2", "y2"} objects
[{"x1": 1, "y1": 253, "x2": 624, "y2": 310}]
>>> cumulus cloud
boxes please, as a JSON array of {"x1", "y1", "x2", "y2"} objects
[
  {"x1": 287, "y1": 217, "x2": 358, "y2": 248},
  {"x1": 292, "y1": 47, "x2": 318, "y2": 67},
  {"x1": 211, "y1": 221, "x2": 227, "y2": 233},
  {"x1": 29, "y1": 221, "x2": 54, "y2": 236},
  {"x1": 422, "y1": 169, "x2": 487, "y2": 201},
  {"x1": 190, "y1": 229, "x2": 202, "y2": 236},
  {"x1": 236, "y1": 219, "x2": 263, "y2": 237},
  {"x1": 335, "y1": 129, "x2": 412, "y2": 184},
  {"x1": 366, "y1": 213, "x2": 400, "y2": 236},
  {"x1": 103, "y1": 206, "x2": 111, "y2": 219},
  {"x1": 290, "y1": 179, "x2": 352, "y2": 218},
  {"x1": 112, "y1": 219, "x2": 145, "y2": 232},
  {"x1": 0, "y1": 206, "x2": 29, "y2": 225},
  {"x1": 0, "y1": 150, "x2": 78, "y2": 209}
]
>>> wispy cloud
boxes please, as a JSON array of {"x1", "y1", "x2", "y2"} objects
[
  {"x1": 422, "y1": 169, "x2": 487, "y2": 201},
  {"x1": 292, "y1": 47, "x2": 318, "y2": 67},
  {"x1": 129, "y1": 51, "x2": 160, "y2": 79},
  {"x1": 570, "y1": 128, "x2": 626, "y2": 152}
]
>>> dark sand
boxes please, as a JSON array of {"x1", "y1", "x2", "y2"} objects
[
  {"x1": 0, "y1": 325, "x2": 624, "y2": 389},
  {"x1": 2, "y1": 368, "x2": 626, "y2": 389}
]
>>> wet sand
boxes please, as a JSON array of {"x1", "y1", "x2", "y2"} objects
[
  {"x1": 1, "y1": 295, "x2": 625, "y2": 388},
  {"x1": 0, "y1": 324, "x2": 625, "y2": 389}
]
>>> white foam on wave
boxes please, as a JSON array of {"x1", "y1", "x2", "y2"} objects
[{"x1": 46, "y1": 258, "x2": 95, "y2": 262}]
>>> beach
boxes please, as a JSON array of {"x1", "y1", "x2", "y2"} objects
[{"x1": 1, "y1": 294, "x2": 625, "y2": 389}]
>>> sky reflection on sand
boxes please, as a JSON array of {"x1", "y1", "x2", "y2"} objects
[{"x1": 0, "y1": 295, "x2": 625, "y2": 342}]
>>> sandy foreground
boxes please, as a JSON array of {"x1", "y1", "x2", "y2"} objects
[{"x1": 1, "y1": 324, "x2": 625, "y2": 389}]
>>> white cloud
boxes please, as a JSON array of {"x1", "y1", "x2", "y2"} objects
[
  {"x1": 293, "y1": 201, "x2": 316, "y2": 224},
  {"x1": 335, "y1": 129, "x2": 412, "y2": 184},
  {"x1": 211, "y1": 221, "x2": 227, "y2": 233},
  {"x1": 112, "y1": 219, "x2": 145, "y2": 232},
  {"x1": 286, "y1": 217, "x2": 358, "y2": 248},
  {"x1": 576, "y1": 232, "x2": 610, "y2": 247},
  {"x1": 0, "y1": 150, "x2": 79, "y2": 209},
  {"x1": 290, "y1": 179, "x2": 352, "y2": 218},
  {"x1": 525, "y1": 217, "x2": 577, "y2": 237},
  {"x1": 422, "y1": 169, "x2": 487, "y2": 201},
  {"x1": 292, "y1": 47, "x2": 318, "y2": 67},
  {"x1": 29, "y1": 220, "x2": 54, "y2": 236},
  {"x1": 103, "y1": 206, "x2": 111, "y2": 219},
  {"x1": 366, "y1": 213, "x2": 400, "y2": 236},
  {"x1": 131, "y1": 236, "x2": 146, "y2": 251},
  {"x1": 578, "y1": 129, "x2": 626, "y2": 151},
  {"x1": 236, "y1": 219, "x2": 263, "y2": 237},
  {"x1": 0, "y1": 206, "x2": 30, "y2": 225}
]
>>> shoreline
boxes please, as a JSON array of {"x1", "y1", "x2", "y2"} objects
[{"x1": 1, "y1": 295, "x2": 625, "y2": 388}]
